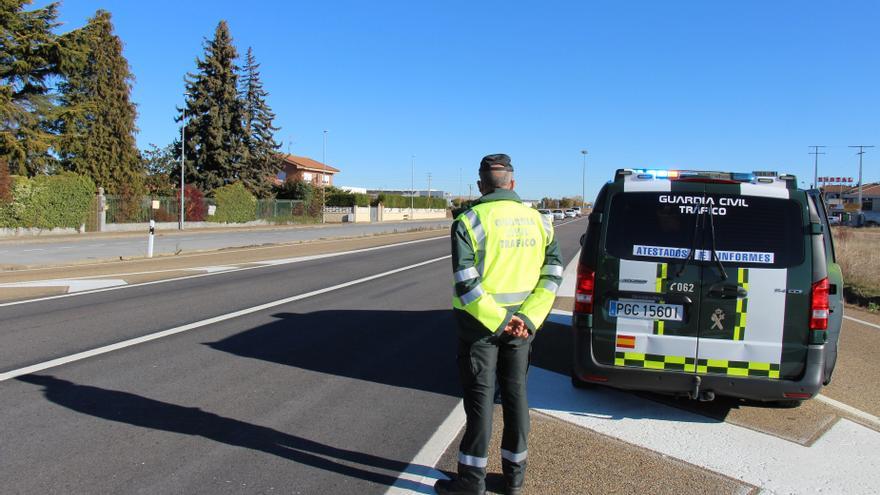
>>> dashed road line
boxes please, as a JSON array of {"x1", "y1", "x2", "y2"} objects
[{"x1": 0, "y1": 255, "x2": 450, "y2": 383}]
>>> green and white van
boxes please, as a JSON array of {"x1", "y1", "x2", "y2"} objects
[{"x1": 571, "y1": 169, "x2": 843, "y2": 403}]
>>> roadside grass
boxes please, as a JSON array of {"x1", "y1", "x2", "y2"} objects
[{"x1": 833, "y1": 227, "x2": 880, "y2": 304}]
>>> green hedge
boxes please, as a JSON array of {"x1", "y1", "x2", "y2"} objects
[
  {"x1": 0, "y1": 173, "x2": 95, "y2": 229},
  {"x1": 372, "y1": 193, "x2": 446, "y2": 209},
  {"x1": 326, "y1": 191, "x2": 370, "y2": 207},
  {"x1": 211, "y1": 183, "x2": 257, "y2": 223}
]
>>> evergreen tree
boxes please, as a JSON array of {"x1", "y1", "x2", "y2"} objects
[
  {"x1": 0, "y1": 1, "x2": 80, "y2": 176},
  {"x1": 179, "y1": 20, "x2": 245, "y2": 194},
  {"x1": 239, "y1": 47, "x2": 281, "y2": 198},
  {"x1": 56, "y1": 10, "x2": 142, "y2": 194}
]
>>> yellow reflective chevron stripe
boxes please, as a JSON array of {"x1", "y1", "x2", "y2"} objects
[
  {"x1": 733, "y1": 268, "x2": 749, "y2": 341},
  {"x1": 655, "y1": 262, "x2": 668, "y2": 293},
  {"x1": 614, "y1": 352, "x2": 696, "y2": 372},
  {"x1": 696, "y1": 358, "x2": 780, "y2": 379}
]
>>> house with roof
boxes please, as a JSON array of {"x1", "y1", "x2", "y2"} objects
[
  {"x1": 842, "y1": 182, "x2": 880, "y2": 212},
  {"x1": 275, "y1": 155, "x2": 340, "y2": 187}
]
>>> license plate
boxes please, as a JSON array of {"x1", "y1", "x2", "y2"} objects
[{"x1": 608, "y1": 300, "x2": 683, "y2": 321}]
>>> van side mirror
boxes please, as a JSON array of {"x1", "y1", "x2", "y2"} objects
[{"x1": 580, "y1": 233, "x2": 587, "y2": 246}]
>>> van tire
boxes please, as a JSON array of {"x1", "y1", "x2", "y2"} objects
[{"x1": 571, "y1": 374, "x2": 595, "y2": 390}]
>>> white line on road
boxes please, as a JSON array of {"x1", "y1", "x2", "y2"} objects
[
  {"x1": 844, "y1": 315, "x2": 880, "y2": 330},
  {"x1": 386, "y1": 401, "x2": 466, "y2": 495},
  {"x1": 0, "y1": 236, "x2": 447, "y2": 308},
  {"x1": 21, "y1": 248, "x2": 46, "y2": 252},
  {"x1": 557, "y1": 249, "x2": 580, "y2": 298},
  {"x1": 0, "y1": 255, "x2": 450, "y2": 383}
]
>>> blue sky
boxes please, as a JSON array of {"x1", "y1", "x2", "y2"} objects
[{"x1": 42, "y1": 0, "x2": 879, "y2": 200}]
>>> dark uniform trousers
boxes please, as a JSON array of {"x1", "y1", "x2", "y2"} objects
[{"x1": 457, "y1": 331, "x2": 533, "y2": 489}]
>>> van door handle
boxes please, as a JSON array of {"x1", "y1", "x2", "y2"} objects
[{"x1": 708, "y1": 284, "x2": 747, "y2": 299}]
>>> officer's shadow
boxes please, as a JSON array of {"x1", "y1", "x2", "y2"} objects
[{"x1": 17, "y1": 374, "x2": 442, "y2": 493}]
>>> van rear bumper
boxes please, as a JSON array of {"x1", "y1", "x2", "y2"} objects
[{"x1": 572, "y1": 317, "x2": 826, "y2": 402}]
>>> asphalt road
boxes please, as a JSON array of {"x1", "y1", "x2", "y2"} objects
[
  {"x1": 0, "y1": 219, "x2": 451, "y2": 267},
  {"x1": 0, "y1": 218, "x2": 587, "y2": 493}
]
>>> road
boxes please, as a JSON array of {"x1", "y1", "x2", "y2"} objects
[
  {"x1": 0, "y1": 219, "x2": 451, "y2": 267},
  {"x1": 2, "y1": 216, "x2": 878, "y2": 494},
  {"x1": 0, "y1": 216, "x2": 582, "y2": 494}
]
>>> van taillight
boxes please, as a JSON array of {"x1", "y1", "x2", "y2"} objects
[
  {"x1": 810, "y1": 278, "x2": 830, "y2": 331},
  {"x1": 575, "y1": 266, "x2": 595, "y2": 314}
]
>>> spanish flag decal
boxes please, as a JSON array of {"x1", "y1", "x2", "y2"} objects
[{"x1": 616, "y1": 334, "x2": 636, "y2": 349}]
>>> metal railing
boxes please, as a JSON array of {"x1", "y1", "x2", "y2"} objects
[{"x1": 105, "y1": 196, "x2": 310, "y2": 224}]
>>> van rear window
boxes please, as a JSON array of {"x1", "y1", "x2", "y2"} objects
[{"x1": 605, "y1": 192, "x2": 804, "y2": 268}]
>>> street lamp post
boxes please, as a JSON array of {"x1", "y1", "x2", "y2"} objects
[
  {"x1": 580, "y1": 149, "x2": 588, "y2": 208},
  {"x1": 410, "y1": 155, "x2": 415, "y2": 220},
  {"x1": 179, "y1": 96, "x2": 189, "y2": 230},
  {"x1": 849, "y1": 145, "x2": 875, "y2": 214},
  {"x1": 322, "y1": 130, "x2": 328, "y2": 224}
]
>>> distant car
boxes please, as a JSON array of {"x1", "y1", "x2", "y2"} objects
[
  {"x1": 564, "y1": 209, "x2": 577, "y2": 218},
  {"x1": 551, "y1": 209, "x2": 565, "y2": 221},
  {"x1": 538, "y1": 209, "x2": 554, "y2": 224},
  {"x1": 572, "y1": 207, "x2": 583, "y2": 216}
]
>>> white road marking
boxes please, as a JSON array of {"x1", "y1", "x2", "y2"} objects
[
  {"x1": 557, "y1": 250, "x2": 580, "y2": 298},
  {"x1": 0, "y1": 255, "x2": 450, "y2": 383},
  {"x1": 529, "y1": 367, "x2": 880, "y2": 495},
  {"x1": 0, "y1": 236, "x2": 446, "y2": 308},
  {"x1": 184, "y1": 266, "x2": 239, "y2": 273},
  {"x1": 844, "y1": 315, "x2": 880, "y2": 330},
  {"x1": 0, "y1": 279, "x2": 127, "y2": 293},
  {"x1": 21, "y1": 248, "x2": 46, "y2": 252},
  {"x1": 386, "y1": 401, "x2": 466, "y2": 495}
]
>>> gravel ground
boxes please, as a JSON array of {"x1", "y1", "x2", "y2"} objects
[{"x1": 436, "y1": 405, "x2": 755, "y2": 495}]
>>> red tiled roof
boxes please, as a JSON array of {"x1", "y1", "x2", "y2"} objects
[
  {"x1": 281, "y1": 154, "x2": 340, "y2": 174},
  {"x1": 820, "y1": 185, "x2": 854, "y2": 194},
  {"x1": 842, "y1": 182, "x2": 880, "y2": 197}
]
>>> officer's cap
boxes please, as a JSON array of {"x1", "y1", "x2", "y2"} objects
[{"x1": 479, "y1": 154, "x2": 514, "y2": 172}]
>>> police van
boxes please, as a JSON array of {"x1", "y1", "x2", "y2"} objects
[{"x1": 571, "y1": 169, "x2": 843, "y2": 404}]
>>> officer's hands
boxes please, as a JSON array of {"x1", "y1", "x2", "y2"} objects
[{"x1": 505, "y1": 316, "x2": 529, "y2": 339}]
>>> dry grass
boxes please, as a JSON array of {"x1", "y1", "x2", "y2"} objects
[{"x1": 833, "y1": 227, "x2": 880, "y2": 294}]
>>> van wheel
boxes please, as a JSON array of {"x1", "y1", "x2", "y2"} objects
[{"x1": 571, "y1": 374, "x2": 595, "y2": 389}]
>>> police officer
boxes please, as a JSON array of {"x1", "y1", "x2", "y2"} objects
[{"x1": 436, "y1": 154, "x2": 563, "y2": 495}]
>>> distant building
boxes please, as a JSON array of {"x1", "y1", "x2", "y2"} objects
[
  {"x1": 275, "y1": 155, "x2": 340, "y2": 187},
  {"x1": 842, "y1": 183, "x2": 880, "y2": 212}
]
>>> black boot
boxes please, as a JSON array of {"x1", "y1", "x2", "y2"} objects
[{"x1": 434, "y1": 476, "x2": 486, "y2": 495}]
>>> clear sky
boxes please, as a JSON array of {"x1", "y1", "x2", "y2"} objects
[{"x1": 40, "y1": 0, "x2": 879, "y2": 201}]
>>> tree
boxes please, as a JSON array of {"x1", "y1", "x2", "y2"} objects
[
  {"x1": 55, "y1": 10, "x2": 143, "y2": 195},
  {"x1": 179, "y1": 20, "x2": 246, "y2": 195},
  {"x1": 141, "y1": 143, "x2": 178, "y2": 196},
  {"x1": 0, "y1": 1, "x2": 80, "y2": 175},
  {"x1": 239, "y1": 47, "x2": 281, "y2": 198},
  {"x1": 0, "y1": 158, "x2": 11, "y2": 202}
]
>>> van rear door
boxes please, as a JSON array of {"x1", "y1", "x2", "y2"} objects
[
  {"x1": 693, "y1": 184, "x2": 809, "y2": 380},
  {"x1": 595, "y1": 182, "x2": 706, "y2": 374}
]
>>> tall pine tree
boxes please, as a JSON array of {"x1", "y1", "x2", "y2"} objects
[
  {"x1": 179, "y1": 20, "x2": 245, "y2": 194},
  {"x1": 56, "y1": 10, "x2": 143, "y2": 194},
  {"x1": 0, "y1": 1, "x2": 80, "y2": 176},
  {"x1": 239, "y1": 47, "x2": 281, "y2": 198}
]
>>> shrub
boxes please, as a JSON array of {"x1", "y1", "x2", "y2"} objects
[
  {"x1": 326, "y1": 191, "x2": 370, "y2": 207},
  {"x1": 4, "y1": 173, "x2": 95, "y2": 229},
  {"x1": 176, "y1": 184, "x2": 207, "y2": 221},
  {"x1": 372, "y1": 193, "x2": 446, "y2": 209},
  {"x1": 212, "y1": 182, "x2": 257, "y2": 223},
  {"x1": 274, "y1": 178, "x2": 314, "y2": 205}
]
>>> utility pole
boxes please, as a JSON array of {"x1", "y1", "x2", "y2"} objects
[
  {"x1": 427, "y1": 172, "x2": 432, "y2": 202},
  {"x1": 580, "y1": 149, "x2": 588, "y2": 208},
  {"x1": 849, "y1": 145, "x2": 874, "y2": 213},
  {"x1": 468, "y1": 184, "x2": 473, "y2": 202},
  {"x1": 808, "y1": 146, "x2": 826, "y2": 189},
  {"x1": 458, "y1": 168, "x2": 462, "y2": 205}
]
